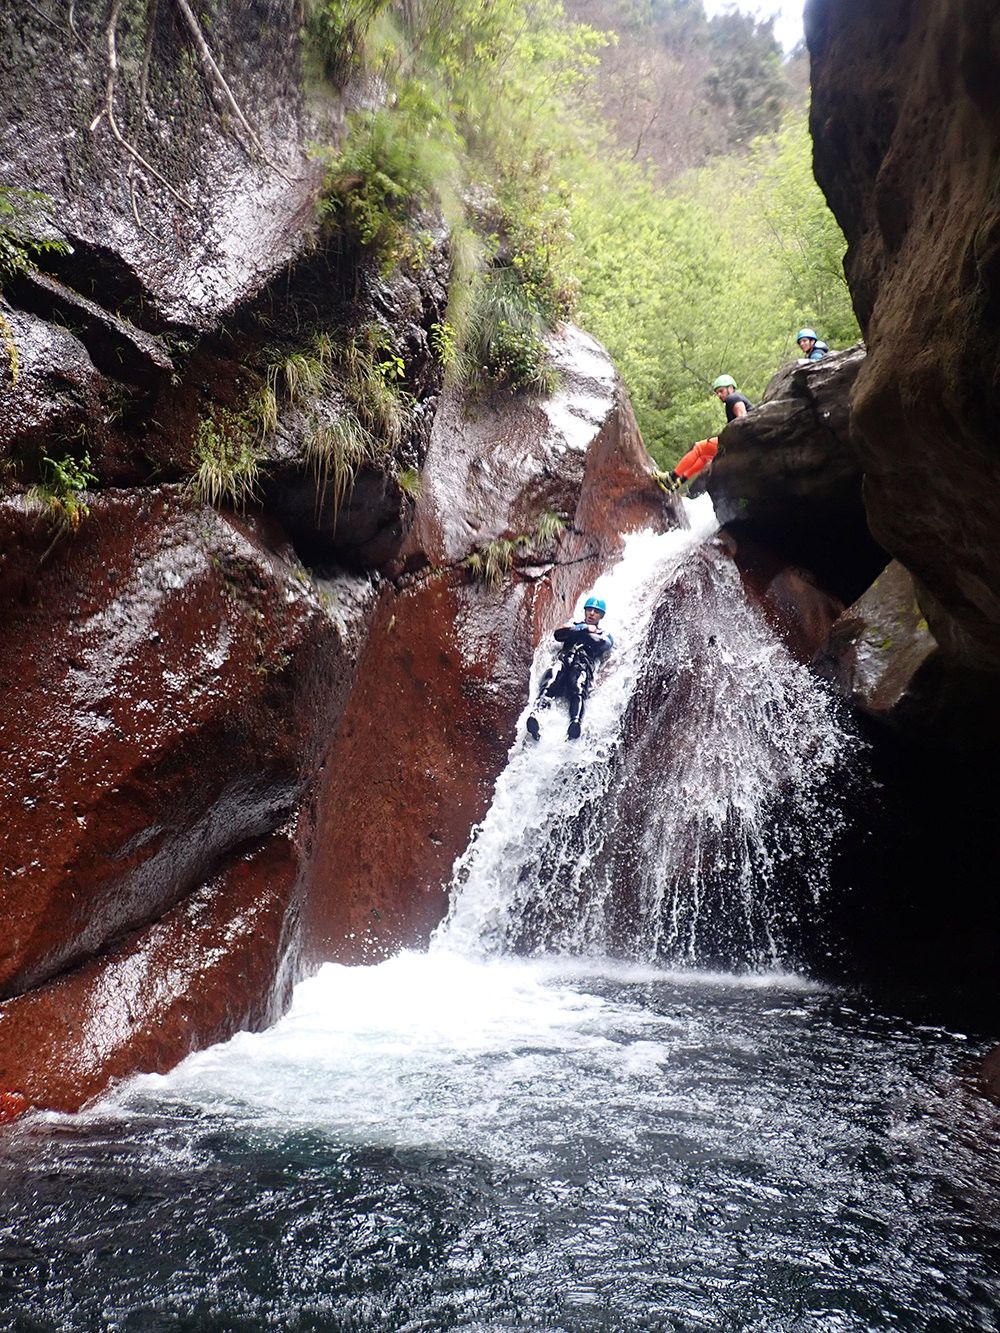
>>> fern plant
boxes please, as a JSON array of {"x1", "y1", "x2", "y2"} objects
[{"x1": 30, "y1": 451, "x2": 98, "y2": 534}]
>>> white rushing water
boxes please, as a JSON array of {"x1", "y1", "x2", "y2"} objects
[{"x1": 438, "y1": 495, "x2": 853, "y2": 969}]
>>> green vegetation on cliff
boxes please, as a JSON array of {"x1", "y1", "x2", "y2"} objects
[{"x1": 305, "y1": 1, "x2": 856, "y2": 462}]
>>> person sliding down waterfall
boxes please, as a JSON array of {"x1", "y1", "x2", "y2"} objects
[{"x1": 526, "y1": 597, "x2": 614, "y2": 742}]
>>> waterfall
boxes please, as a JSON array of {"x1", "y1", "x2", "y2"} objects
[{"x1": 436, "y1": 496, "x2": 854, "y2": 969}]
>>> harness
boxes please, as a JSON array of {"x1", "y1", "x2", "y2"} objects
[{"x1": 559, "y1": 641, "x2": 596, "y2": 683}]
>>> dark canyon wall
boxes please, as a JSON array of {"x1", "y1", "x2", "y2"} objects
[{"x1": 808, "y1": 0, "x2": 1000, "y2": 685}]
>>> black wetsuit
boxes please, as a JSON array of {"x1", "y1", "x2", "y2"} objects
[
  {"x1": 534, "y1": 624, "x2": 614, "y2": 730},
  {"x1": 722, "y1": 391, "x2": 753, "y2": 421}
]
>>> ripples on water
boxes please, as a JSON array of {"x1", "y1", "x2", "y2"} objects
[{"x1": 1, "y1": 953, "x2": 998, "y2": 1332}]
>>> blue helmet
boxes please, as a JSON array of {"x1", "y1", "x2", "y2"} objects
[
  {"x1": 796, "y1": 327, "x2": 818, "y2": 343},
  {"x1": 584, "y1": 596, "x2": 606, "y2": 615}
]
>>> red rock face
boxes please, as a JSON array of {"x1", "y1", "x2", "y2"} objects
[
  {"x1": 0, "y1": 487, "x2": 372, "y2": 1107},
  {"x1": 0, "y1": 831, "x2": 303, "y2": 1113},
  {"x1": 302, "y1": 327, "x2": 669, "y2": 965},
  {"x1": 809, "y1": 0, "x2": 1000, "y2": 675}
]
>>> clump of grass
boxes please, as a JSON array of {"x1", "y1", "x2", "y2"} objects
[
  {"x1": 306, "y1": 415, "x2": 382, "y2": 522},
  {"x1": 270, "y1": 351, "x2": 325, "y2": 405},
  {"x1": 396, "y1": 466, "x2": 422, "y2": 497},
  {"x1": 189, "y1": 409, "x2": 263, "y2": 510},
  {"x1": 465, "y1": 534, "x2": 533, "y2": 589},
  {"x1": 340, "y1": 331, "x2": 408, "y2": 447},
  {"x1": 466, "y1": 511, "x2": 567, "y2": 588},
  {"x1": 464, "y1": 269, "x2": 558, "y2": 395},
  {"x1": 534, "y1": 510, "x2": 566, "y2": 544},
  {"x1": 250, "y1": 384, "x2": 279, "y2": 437},
  {"x1": 257, "y1": 325, "x2": 413, "y2": 523}
]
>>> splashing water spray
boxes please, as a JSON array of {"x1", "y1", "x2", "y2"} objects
[{"x1": 436, "y1": 496, "x2": 855, "y2": 970}]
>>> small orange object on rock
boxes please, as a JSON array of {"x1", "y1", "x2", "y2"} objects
[{"x1": 0, "y1": 1091, "x2": 28, "y2": 1123}]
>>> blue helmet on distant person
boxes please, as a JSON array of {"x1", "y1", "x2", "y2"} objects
[
  {"x1": 584, "y1": 597, "x2": 606, "y2": 615},
  {"x1": 796, "y1": 327, "x2": 818, "y2": 343}
]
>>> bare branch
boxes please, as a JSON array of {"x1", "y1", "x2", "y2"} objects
[
  {"x1": 171, "y1": 0, "x2": 293, "y2": 183},
  {"x1": 102, "y1": 0, "x2": 194, "y2": 210}
]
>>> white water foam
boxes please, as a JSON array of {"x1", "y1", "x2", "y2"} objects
[
  {"x1": 436, "y1": 494, "x2": 855, "y2": 968},
  {"x1": 104, "y1": 948, "x2": 820, "y2": 1167},
  {"x1": 437, "y1": 497, "x2": 720, "y2": 958}
]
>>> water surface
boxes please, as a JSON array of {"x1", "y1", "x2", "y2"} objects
[{"x1": 1, "y1": 953, "x2": 997, "y2": 1332}]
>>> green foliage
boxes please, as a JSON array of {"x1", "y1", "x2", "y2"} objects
[
  {"x1": 303, "y1": 0, "x2": 392, "y2": 82},
  {"x1": 306, "y1": 416, "x2": 383, "y2": 521},
  {"x1": 464, "y1": 269, "x2": 558, "y2": 394},
  {"x1": 30, "y1": 451, "x2": 97, "y2": 534},
  {"x1": 189, "y1": 410, "x2": 263, "y2": 510},
  {"x1": 429, "y1": 319, "x2": 457, "y2": 367},
  {"x1": 309, "y1": 0, "x2": 601, "y2": 384},
  {"x1": 703, "y1": 11, "x2": 786, "y2": 147},
  {"x1": 0, "y1": 188, "x2": 66, "y2": 284},
  {"x1": 466, "y1": 510, "x2": 566, "y2": 587},
  {"x1": 316, "y1": 80, "x2": 461, "y2": 272},
  {"x1": 396, "y1": 465, "x2": 422, "y2": 497},
  {"x1": 569, "y1": 108, "x2": 860, "y2": 465}
]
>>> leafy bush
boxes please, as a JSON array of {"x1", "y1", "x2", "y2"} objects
[
  {"x1": 464, "y1": 270, "x2": 557, "y2": 394},
  {"x1": 569, "y1": 108, "x2": 860, "y2": 465},
  {"x1": 316, "y1": 84, "x2": 460, "y2": 272},
  {"x1": 303, "y1": 0, "x2": 393, "y2": 83}
]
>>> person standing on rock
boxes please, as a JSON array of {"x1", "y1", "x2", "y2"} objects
[
  {"x1": 795, "y1": 328, "x2": 829, "y2": 361},
  {"x1": 527, "y1": 597, "x2": 614, "y2": 742},
  {"x1": 652, "y1": 374, "x2": 750, "y2": 493}
]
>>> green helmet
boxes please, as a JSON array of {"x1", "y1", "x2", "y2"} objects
[{"x1": 711, "y1": 375, "x2": 736, "y2": 391}]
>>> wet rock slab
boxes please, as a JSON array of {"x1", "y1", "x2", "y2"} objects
[
  {"x1": 707, "y1": 345, "x2": 886, "y2": 606},
  {"x1": 0, "y1": 488, "x2": 374, "y2": 1108},
  {"x1": 809, "y1": 0, "x2": 1000, "y2": 673}
]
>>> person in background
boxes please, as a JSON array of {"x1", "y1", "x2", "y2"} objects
[
  {"x1": 527, "y1": 596, "x2": 614, "y2": 742},
  {"x1": 796, "y1": 328, "x2": 829, "y2": 361}
]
